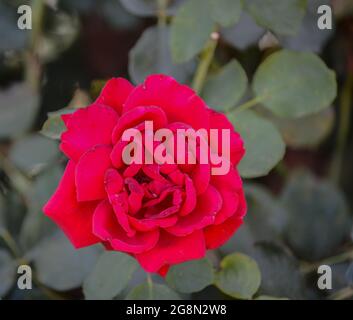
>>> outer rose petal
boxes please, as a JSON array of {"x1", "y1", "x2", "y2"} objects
[
  {"x1": 204, "y1": 215, "x2": 244, "y2": 250},
  {"x1": 209, "y1": 110, "x2": 245, "y2": 166},
  {"x1": 95, "y1": 78, "x2": 134, "y2": 114},
  {"x1": 93, "y1": 200, "x2": 159, "y2": 254},
  {"x1": 60, "y1": 104, "x2": 118, "y2": 162},
  {"x1": 43, "y1": 161, "x2": 100, "y2": 248},
  {"x1": 75, "y1": 145, "x2": 112, "y2": 202},
  {"x1": 135, "y1": 230, "x2": 206, "y2": 273},
  {"x1": 123, "y1": 75, "x2": 211, "y2": 130}
]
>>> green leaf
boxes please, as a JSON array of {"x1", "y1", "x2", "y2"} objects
[
  {"x1": 228, "y1": 110, "x2": 285, "y2": 178},
  {"x1": 40, "y1": 108, "x2": 75, "y2": 140},
  {"x1": 268, "y1": 107, "x2": 335, "y2": 149},
  {"x1": 210, "y1": 0, "x2": 242, "y2": 27},
  {"x1": 253, "y1": 50, "x2": 337, "y2": 118},
  {"x1": 19, "y1": 166, "x2": 63, "y2": 250},
  {"x1": 170, "y1": 0, "x2": 214, "y2": 63},
  {"x1": 83, "y1": 252, "x2": 138, "y2": 300},
  {"x1": 215, "y1": 253, "x2": 261, "y2": 299},
  {"x1": 222, "y1": 13, "x2": 264, "y2": 50},
  {"x1": 281, "y1": 171, "x2": 352, "y2": 261},
  {"x1": 282, "y1": 0, "x2": 333, "y2": 53},
  {"x1": 126, "y1": 282, "x2": 181, "y2": 300},
  {"x1": 0, "y1": 83, "x2": 39, "y2": 138},
  {"x1": 27, "y1": 231, "x2": 100, "y2": 291},
  {"x1": 251, "y1": 242, "x2": 306, "y2": 299},
  {"x1": 166, "y1": 258, "x2": 214, "y2": 293},
  {"x1": 0, "y1": 250, "x2": 16, "y2": 298},
  {"x1": 245, "y1": 0, "x2": 307, "y2": 36},
  {"x1": 119, "y1": 0, "x2": 184, "y2": 17},
  {"x1": 203, "y1": 60, "x2": 248, "y2": 111},
  {"x1": 9, "y1": 134, "x2": 59, "y2": 176},
  {"x1": 129, "y1": 25, "x2": 195, "y2": 84}
]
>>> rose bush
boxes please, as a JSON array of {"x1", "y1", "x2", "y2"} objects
[{"x1": 43, "y1": 74, "x2": 246, "y2": 275}]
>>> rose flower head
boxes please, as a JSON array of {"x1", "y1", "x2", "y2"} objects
[{"x1": 43, "y1": 75, "x2": 246, "y2": 276}]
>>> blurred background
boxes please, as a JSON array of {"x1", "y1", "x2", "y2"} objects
[{"x1": 1, "y1": 0, "x2": 353, "y2": 300}]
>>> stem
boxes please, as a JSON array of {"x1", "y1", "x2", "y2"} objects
[
  {"x1": 328, "y1": 287, "x2": 353, "y2": 300},
  {"x1": 0, "y1": 229, "x2": 22, "y2": 258},
  {"x1": 330, "y1": 73, "x2": 353, "y2": 183},
  {"x1": 147, "y1": 273, "x2": 154, "y2": 300},
  {"x1": 157, "y1": 0, "x2": 168, "y2": 26},
  {"x1": 192, "y1": 31, "x2": 219, "y2": 94},
  {"x1": 230, "y1": 95, "x2": 266, "y2": 115},
  {"x1": 300, "y1": 247, "x2": 353, "y2": 274}
]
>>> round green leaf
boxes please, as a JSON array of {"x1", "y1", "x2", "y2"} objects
[
  {"x1": 253, "y1": 50, "x2": 337, "y2": 118},
  {"x1": 9, "y1": 134, "x2": 58, "y2": 176},
  {"x1": 0, "y1": 83, "x2": 39, "y2": 138},
  {"x1": 229, "y1": 110, "x2": 285, "y2": 178},
  {"x1": 0, "y1": 250, "x2": 16, "y2": 298},
  {"x1": 245, "y1": 0, "x2": 307, "y2": 36},
  {"x1": 210, "y1": 0, "x2": 242, "y2": 27},
  {"x1": 129, "y1": 26, "x2": 195, "y2": 84},
  {"x1": 170, "y1": 0, "x2": 214, "y2": 63},
  {"x1": 28, "y1": 232, "x2": 100, "y2": 291},
  {"x1": 255, "y1": 295, "x2": 289, "y2": 300},
  {"x1": 166, "y1": 258, "x2": 214, "y2": 293},
  {"x1": 281, "y1": 171, "x2": 352, "y2": 261},
  {"x1": 268, "y1": 107, "x2": 335, "y2": 148},
  {"x1": 83, "y1": 252, "x2": 138, "y2": 300},
  {"x1": 126, "y1": 282, "x2": 181, "y2": 300},
  {"x1": 203, "y1": 59, "x2": 248, "y2": 112},
  {"x1": 215, "y1": 253, "x2": 261, "y2": 299}
]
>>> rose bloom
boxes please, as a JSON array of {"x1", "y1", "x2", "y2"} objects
[{"x1": 43, "y1": 75, "x2": 246, "y2": 276}]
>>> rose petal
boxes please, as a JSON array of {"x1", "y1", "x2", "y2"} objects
[
  {"x1": 123, "y1": 75, "x2": 211, "y2": 130},
  {"x1": 166, "y1": 186, "x2": 222, "y2": 236},
  {"x1": 93, "y1": 200, "x2": 159, "y2": 254},
  {"x1": 112, "y1": 106, "x2": 168, "y2": 143},
  {"x1": 204, "y1": 215, "x2": 244, "y2": 250},
  {"x1": 60, "y1": 104, "x2": 118, "y2": 162},
  {"x1": 135, "y1": 230, "x2": 206, "y2": 273},
  {"x1": 179, "y1": 176, "x2": 197, "y2": 216},
  {"x1": 75, "y1": 145, "x2": 112, "y2": 202},
  {"x1": 95, "y1": 78, "x2": 134, "y2": 114},
  {"x1": 43, "y1": 161, "x2": 100, "y2": 248}
]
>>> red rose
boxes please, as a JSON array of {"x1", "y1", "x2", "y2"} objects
[{"x1": 43, "y1": 75, "x2": 246, "y2": 275}]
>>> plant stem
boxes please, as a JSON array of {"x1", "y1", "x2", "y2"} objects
[
  {"x1": 147, "y1": 273, "x2": 154, "y2": 300},
  {"x1": 328, "y1": 287, "x2": 353, "y2": 300},
  {"x1": 157, "y1": 0, "x2": 168, "y2": 26},
  {"x1": 230, "y1": 95, "x2": 266, "y2": 115},
  {"x1": 0, "y1": 229, "x2": 22, "y2": 258},
  {"x1": 300, "y1": 247, "x2": 353, "y2": 274},
  {"x1": 192, "y1": 31, "x2": 219, "y2": 94},
  {"x1": 330, "y1": 73, "x2": 353, "y2": 184}
]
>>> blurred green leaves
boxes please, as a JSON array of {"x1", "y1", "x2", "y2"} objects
[
  {"x1": 215, "y1": 253, "x2": 261, "y2": 299},
  {"x1": 0, "y1": 250, "x2": 16, "y2": 298},
  {"x1": 244, "y1": 0, "x2": 307, "y2": 36},
  {"x1": 83, "y1": 251, "x2": 139, "y2": 300},
  {"x1": 126, "y1": 282, "x2": 181, "y2": 300},
  {"x1": 253, "y1": 50, "x2": 337, "y2": 118},
  {"x1": 202, "y1": 59, "x2": 248, "y2": 112},
  {"x1": 210, "y1": 0, "x2": 242, "y2": 27},
  {"x1": 166, "y1": 258, "x2": 214, "y2": 293},
  {"x1": 229, "y1": 110, "x2": 285, "y2": 178}
]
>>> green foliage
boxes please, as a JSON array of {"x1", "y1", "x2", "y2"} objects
[
  {"x1": 126, "y1": 282, "x2": 181, "y2": 300},
  {"x1": 27, "y1": 232, "x2": 101, "y2": 291},
  {"x1": 244, "y1": 0, "x2": 307, "y2": 36},
  {"x1": 166, "y1": 258, "x2": 214, "y2": 293},
  {"x1": 253, "y1": 50, "x2": 337, "y2": 118},
  {"x1": 0, "y1": 250, "x2": 16, "y2": 298},
  {"x1": 281, "y1": 171, "x2": 352, "y2": 261},
  {"x1": 129, "y1": 26, "x2": 195, "y2": 84},
  {"x1": 215, "y1": 253, "x2": 261, "y2": 299},
  {"x1": 210, "y1": 0, "x2": 242, "y2": 27},
  {"x1": 83, "y1": 251, "x2": 139, "y2": 300},
  {"x1": 202, "y1": 59, "x2": 248, "y2": 112},
  {"x1": 170, "y1": 0, "x2": 214, "y2": 63},
  {"x1": 229, "y1": 110, "x2": 285, "y2": 178}
]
